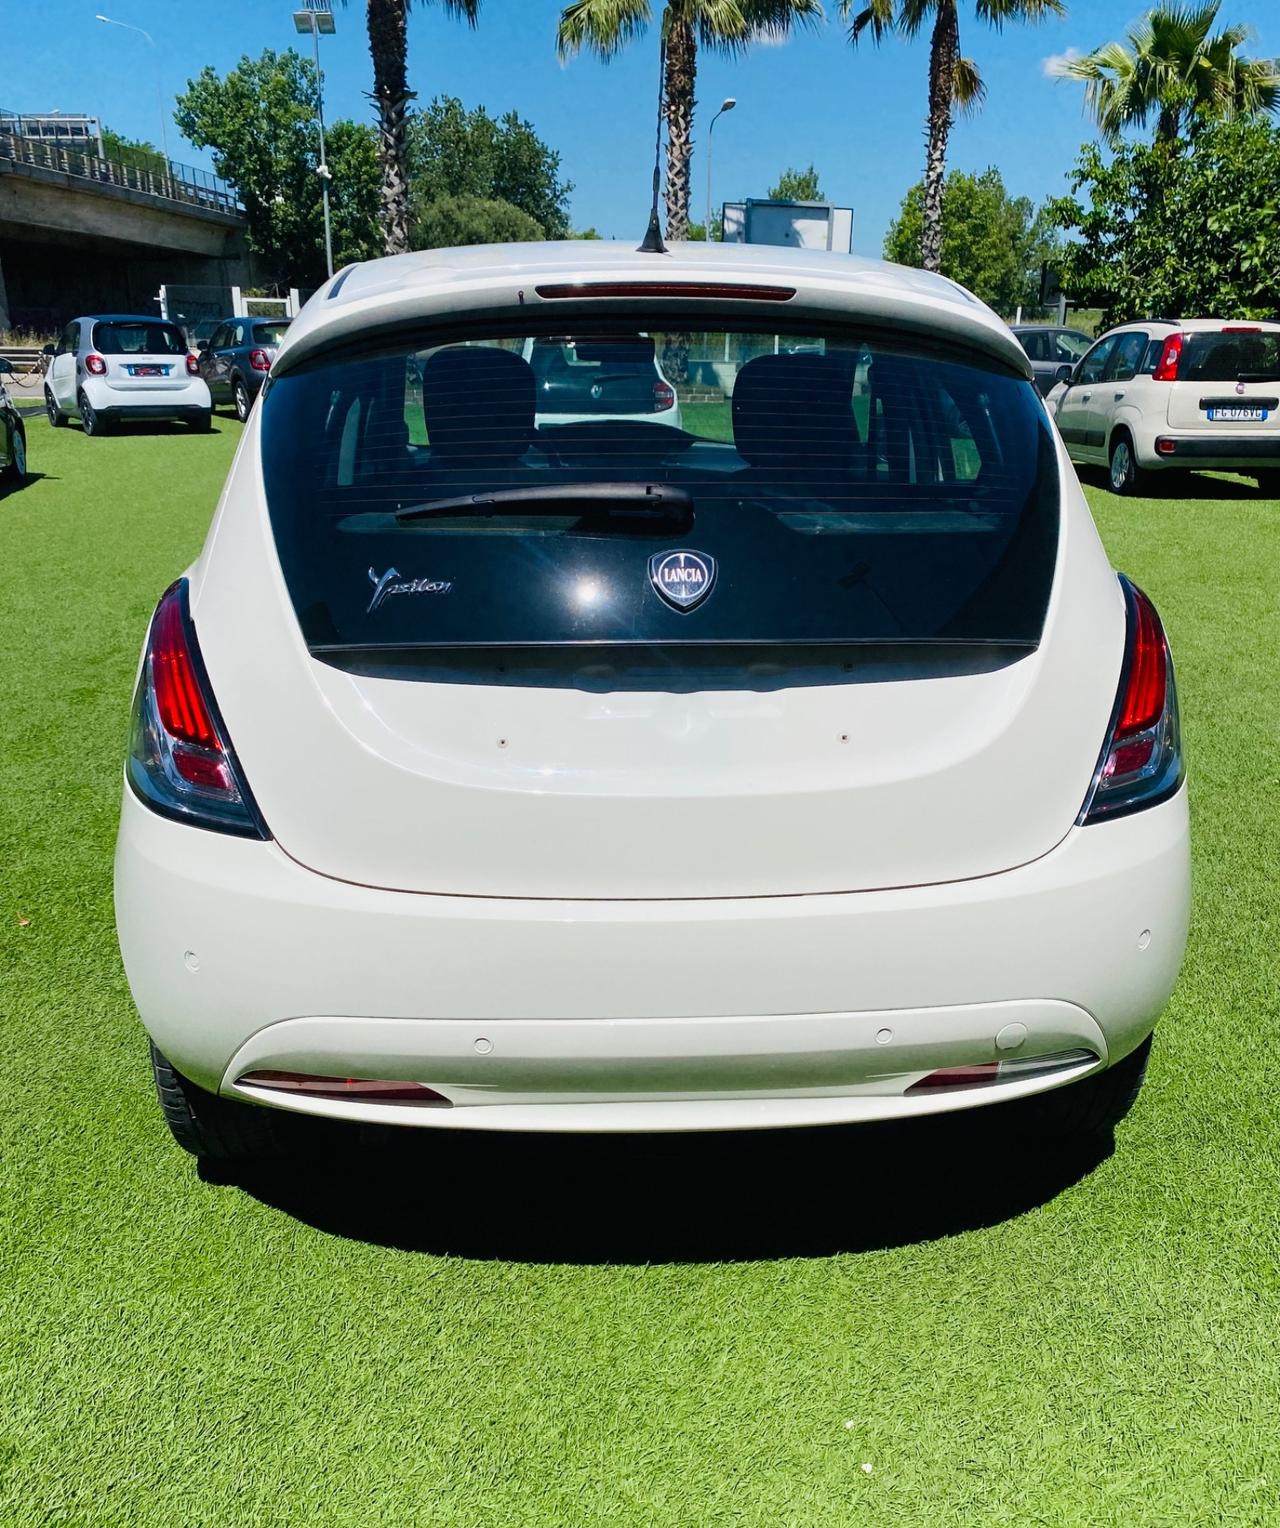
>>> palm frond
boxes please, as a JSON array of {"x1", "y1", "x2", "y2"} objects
[
  {"x1": 557, "y1": 0, "x2": 652, "y2": 60},
  {"x1": 841, "y1": 0, "x2": 896, "y2": 46},
  {"x1": 974, "y1": 0, "x2": 1065, "y2": 30},
  {"x1": 951, "y1": 54, "x2": 986, "y2": 112}
]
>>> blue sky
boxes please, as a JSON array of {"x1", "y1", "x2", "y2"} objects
[{"x1": 9, "y1": 0, "x2": 1280, "y2": 251}]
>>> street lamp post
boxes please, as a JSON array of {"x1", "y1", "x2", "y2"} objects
[
  {"x1": 293, "y1": 0, "x2": 337, "y2": 279},
  {"x1": 705, "y1": 97, "x2": 736, "y2": 240},
  {"x1": 95, "y1": 15, "x2": 169, "y2": 169}
]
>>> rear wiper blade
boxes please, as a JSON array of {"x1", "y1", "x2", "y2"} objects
[{"x1": 396, "y1": 481, "x2": 692, "y2": 523}]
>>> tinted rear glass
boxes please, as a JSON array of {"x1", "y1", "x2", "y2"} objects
[
  {"x1": 93, "y1": 321, "x2": 186, "y2": 356},
  {"x1": 260, "y1": 318, "x2": 1058, "y2": 656},
  {"x1": 254, "y1": 322, "x2": 291, "y2": 346},
  {"x1": 1183, "y1": 331, "x2": 1280, "y2": 382}
]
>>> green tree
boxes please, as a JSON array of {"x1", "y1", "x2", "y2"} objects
[
  {"x1": 556, "y1": 0, "x2": 821, "y2": 242},
  {"x1": 842, "y1": 0, "x2": 1063, "y2": 273},
  {"x1": 411, "y1": 194, "x2": 544, "y2": 248},
  {"x1": 1047, "y1": 114, "x2": 1280, "y2": 323},
  {"x1": 100, "y1": 128, "x2": 166, "y2": 174},
  {"x1": 884, "y1": 167, "x2": 1058, "y2": 314},
  {"x1": 175, "y1": 49, "x2": 382, "y2": 285},
  {"x1": 768, "y1": 164, "x2": 823, "y2": 200},
  {"x1": 1056, "y1": 2, "x2": 1280, "y2": 147},
  {"x1": 406, "y1": 96, "x2": 572, "y2": 238},
  {"x1": 338, "y1": 0, "x2": 481, "y2": 258}
]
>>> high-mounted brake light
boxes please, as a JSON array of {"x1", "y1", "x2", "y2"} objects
[
  {"x1": 85, "y1": 353, "x2": 107, "y2": 376},
  {"x1": 1221, "y1": 325, "x2": 1262, "y2": 334},
  {"x1": 1078, "y1": 577, "x2": 1183, "y2": 824},
  {"x1": 1152, "y1": 333, "x2": 1182, "y2": 381},
  {"x1": 249, "y1": 347, "x2": 271, "y2": 373},
  {"x1": 185, "y1": 353, "x2": 200, "y2": 376},
  {"x1": 127, "y1": 580, "x2": 268, "y2": 837},
  {"x1": 535, "y1": 281, "x2": 795, "y2": 302}
]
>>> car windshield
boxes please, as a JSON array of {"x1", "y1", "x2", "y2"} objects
[
  {"x1": 1183, "y1": 331, "x2": 1280, "y2": 382},
  {"x1": 255, "y1": 322, "x2": 291, "y2": 346},
  {"x1": 93, "y1": 321, "x2": 186, "y2": 356},
  {"x1": 260, "y1": 318, "x2": 1059, "y2": 655}
]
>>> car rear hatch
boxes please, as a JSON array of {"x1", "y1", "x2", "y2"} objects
[
  {"x1": 195, "y1": 304, "x2": 1122, "y2": 900},
  {"x1": 1164, "y1": 325, "x2": 1280, "y2": 439},
  {"x1": 92, "y1": 319, "x2": 191, "y2": 393}
]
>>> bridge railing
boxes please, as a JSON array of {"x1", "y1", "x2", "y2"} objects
[{"x1": 0, "y1": 130, "x2": 241, "y2": 217}]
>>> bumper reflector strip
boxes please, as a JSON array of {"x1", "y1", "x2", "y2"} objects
[
  {"x1": 905, "y1": 1048, "x2": 1098, "y2": 1095},
  {"x1": 237, "y1": 1071, "x2": 451, "y2": 1106}
]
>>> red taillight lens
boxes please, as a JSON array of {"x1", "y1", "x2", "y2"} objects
[
  {"x1": 185, "y1": 352, "x2": 200, "y2": 376},
  {"x1": 127, "y1": 580, "x2": 267, "y2": 837},
  {"x1": 85, "y1": 353, "x2": 107, "y2": 376},
  {"x1": 653, "y1": 379, "x2": 675, "y2": 411},
  {"x1": 237, "y1": 1071, "x2": 451, "y2": 1106},
  {"x1": 1152, "y1": 333, "x2": 1182, "y2": 381},
  {"x1": 249, "y1": 348, "x2": 271, "y2": 372},
  {"x1": 1079, "y1": 577, "x2": 1183, "y2": 823},
  {"x1": 905, "y1": 1050, "x2": 1098, "y2": 1095}
]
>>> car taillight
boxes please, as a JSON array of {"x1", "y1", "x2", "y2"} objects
[
  {"x1": 127, "y1": 580, "x2": 268, "y2": 838},
  {"x1": 652, "y1": 379, "x2": 675, "y2": 411},
  {"x1": 85, "y1": 354, "x2": 107, "y2": 376},
  {"x1": 1152, "y1": 333, "x2": 1182, "y2": 381},
  {"x1": 249, "y1": 348, "x2": 271, "y2": 372},
  {"x1": 237, "y1": 1072, "x2": 451, "y2": 1106},
  {"x1": 1078, "y1": 577, "x2": 1183, "y2": 824},
  {"x1": 185, "y1": 353, "x2": 200, "y2": 376}
]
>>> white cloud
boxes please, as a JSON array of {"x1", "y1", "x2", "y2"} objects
[
  {"x1": 751, "y1": 27, "x2": 790, "y2": 48},
  {"x1": 1042, "y1": 46, "x2": 1083, "y2": 78}
]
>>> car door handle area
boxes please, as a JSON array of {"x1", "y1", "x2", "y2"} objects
[
  {"x1": 1114, "y1": 391, "x2": 1126, "y2": 401},
  {"x1": 1080, "y1": 392, "x2": 1092, "y2": 402}
]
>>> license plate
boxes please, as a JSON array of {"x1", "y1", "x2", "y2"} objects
[
  {"x1": 129, "y1": 365, "x2": 166, "y2": 378},
  {"x1": 1206, "y1": 406, "x2": 1267, "y2": 422}
]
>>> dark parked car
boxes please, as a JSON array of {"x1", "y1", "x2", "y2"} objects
[
  {"x1": 197, "y1": 317, "x2": 291, "y2": 422},
  {"x1": 1011, "y1": 326, "x2": 1094, "y2": 397},
  {"x1": 0, "y1": 359, "x2": 27, "y2": 484}
]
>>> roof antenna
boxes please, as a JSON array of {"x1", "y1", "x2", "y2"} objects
[{"x1": 638, "y1": 30, "x2": 668, "y2": 254}]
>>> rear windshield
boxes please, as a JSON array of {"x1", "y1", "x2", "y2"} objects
[
  {"x1": 92, "y1": 321, "x2": 186, "y2": 356},
  {"x1": 260, "y1": 318, "x2": 1058, "y2": 658},
  {"x1": 254, "y1": 321, "x2": 291, "y2": 346},
  {"x1": 1183, "y1": 330, "x2": 1280, "y2": 382}
]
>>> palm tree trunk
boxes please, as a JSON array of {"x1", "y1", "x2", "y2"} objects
[
  {"x1": 663, "y1": 12, "x2": 696, "y2": 242},
  {"x1": 921, "y1": 0, "x2": 958, "y2": 274},
  {"x1": 368, "y1": 0, "x2": 414, "y2": 256}
]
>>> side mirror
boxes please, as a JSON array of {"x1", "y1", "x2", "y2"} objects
[
  {"x1": 1055, "y1": 363, "x2": 1074, "y2": 385},
  {"x1": 42, "y1": 344, "x2": 57, "y2": 357},
  {"x1": 196, "y1": 340, "x2": 209, "y2": 351}
]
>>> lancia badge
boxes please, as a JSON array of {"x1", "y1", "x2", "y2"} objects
[{"x1": 648, "y1": 549, "x2": 716, "y2": 612}]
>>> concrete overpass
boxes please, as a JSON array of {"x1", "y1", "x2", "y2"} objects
[{"x1": 0, "y1": 130, "x2": 252, "y2": 333}]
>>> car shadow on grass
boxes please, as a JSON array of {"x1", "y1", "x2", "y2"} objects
[
  {"x1": 0, "y1": 471, "x2": 53, "y2": 499},
  {"x1": 1077, "y1": 467, "x2": 1272, "y2": 501},
  {"x1": 217, "y1": 1112, "x2": 1114, "y2": 1263}
]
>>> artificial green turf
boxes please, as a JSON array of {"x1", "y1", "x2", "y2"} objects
[{"x1": 3, "y1": 419, "x2": 1280, "y2": 1526}]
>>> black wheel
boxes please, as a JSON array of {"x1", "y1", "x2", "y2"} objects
[
  {"x1": 232, "y1": 376, "x2": 251, "y2": 423},
  {"x1": 150, "y1": 1043, "x2": 299, "y2": 1161},
  {"x1": 1013, "y1": 1034, "x2": 1153, "y2": 1140},
  {"x1": 2, "y1": 425, "x2": 26, "y2": 484},
  {"x1": 78, "y1": 390, "x2": 109, "y2": 437},
  {"x1": 1108, "y1": 433, "x2": 1148, "y2": 495},
  {"x1": 189, "y1": 410, "x2": 213, "y2": 433},
  {"x1": 45, "y1": 388, "x2": 66, "y2": 427},
  {"x1": 1255, "y1": 470, "x2": 1280, "y2": 498}
]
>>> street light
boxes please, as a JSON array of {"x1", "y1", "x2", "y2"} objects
[
  {"x1": 293, "y1": 0, "x2": 337, "y2": 279},
  {"x1": 705, "y1": 97, "x2": 736, "y2": 240},
  {"x1": 95, "y1": 15, "x2": 169, "y2": 168}
]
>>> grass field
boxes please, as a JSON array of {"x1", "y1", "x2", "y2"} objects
[{"x1": 3, "y1": 415, "x2": 1280, "y2": 1526}]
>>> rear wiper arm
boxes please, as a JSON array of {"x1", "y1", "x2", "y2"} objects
[{"x1": 396, "y1": 481, "x2": 692, "y2": 523}]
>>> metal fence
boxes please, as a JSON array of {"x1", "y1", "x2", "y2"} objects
[{"x1": 0, "y1": 129, "x2": 241, "y2": 216}]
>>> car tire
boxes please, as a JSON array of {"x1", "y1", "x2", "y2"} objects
[
  {"x1": 1013, "y1": 1033, "x2": 1153, "y2": 1140},
  {"x1": 2, "y1": 425, "x2": 26, "y2": 484},
  {"x1": 1108, "y1": 433, "x2": 1147, "y2": 496},
  {"x1": 150, "y1": 1043, "x2": 300, "y2": 1161},
  {"x1": 232, "y1": 376, "x2": 251, "y2": 423},
  {"x1": 45, "y1": 389, "x2": 66, "y2": 427},
  {"x1": 79, "y1": 390, "x2": 109, "y2": 437}
]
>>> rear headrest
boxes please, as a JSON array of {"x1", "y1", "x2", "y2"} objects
[
  {"x1": 732, "y1": 353, "x2": 857, "y2": 471},
  {"x1": 422, "y1": 346, "x2": 535, "y2": 465}
]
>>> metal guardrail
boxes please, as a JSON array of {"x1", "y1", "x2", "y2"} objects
[{"x1": 0, "y1": 130, "x2": 242, "y2": 216}]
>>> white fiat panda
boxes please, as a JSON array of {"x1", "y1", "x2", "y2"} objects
[{"x1": 114, "y1": 242, "x2": 1189, "y2": 1162}]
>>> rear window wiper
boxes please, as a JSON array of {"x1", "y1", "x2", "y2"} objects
[{"x1": 395, "y1": 481, "x2": 693, "y2": 524}]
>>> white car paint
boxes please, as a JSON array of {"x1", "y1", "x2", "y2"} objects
[
  {"x1": 114, "y1": 240, "x2": 1190, "y2": 1143},
  {"x1": 46, "y1": 315, "x2": 211, "y2": 429}
]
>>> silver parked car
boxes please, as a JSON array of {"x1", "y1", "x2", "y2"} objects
[{"x1": 1010, "y1": 325, "x2": 1094, "y2": 397}]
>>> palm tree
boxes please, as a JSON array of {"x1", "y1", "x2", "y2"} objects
[
  {"x1": 557, "y1": 0, "x2": 822, "y2": 243},
  {"x1": 1056, "y1": 2, "x2": 1280, "y2": 147},
  {"x1": 341, "y1": 0, "x2": 480, "y2": 257},
  {"x1": 842, "y1": 0, "x2": 1063, "y2": 273}
]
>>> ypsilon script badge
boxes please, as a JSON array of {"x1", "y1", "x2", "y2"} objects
[
  {"x1": 367, "y1": 566, "x2": 453, "y2": 614},
  {"x1": 648, "y1": 549, "x2": 716, "y2": 612}
]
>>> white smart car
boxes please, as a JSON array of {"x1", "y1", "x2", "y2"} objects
[
  {"x1": 44, "y1": 315, "x2": 212, "y2": 435},
  {"x1": 114, "y1": 242, "x2": 1190, "y2": 1162}
]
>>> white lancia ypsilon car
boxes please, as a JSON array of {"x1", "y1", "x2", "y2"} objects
[{"x1": 114, "y1": 242, "x2": 1190, "y2": 1163}]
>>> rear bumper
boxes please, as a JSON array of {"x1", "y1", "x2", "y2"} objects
[
  {"x1": 85, "y1": 377, "x2": 211, "y2": 418},
  {"x1": 1139, "y1": 434, "x2": 1280, "y2": 469},
  {"x1": 114, "y1": 785, "x2": 1190, "y2": 1132}
]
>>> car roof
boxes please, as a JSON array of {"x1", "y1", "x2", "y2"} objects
[
  {"x1": 74, "y1": 314, "x2": 182, "y2": 325},
  {"x1": 273, "y1": 239, "x2": 1034, "y2": 382},
  {"x1": 1100, "y1": 317, "x2": 1280, "y2": 336}
]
